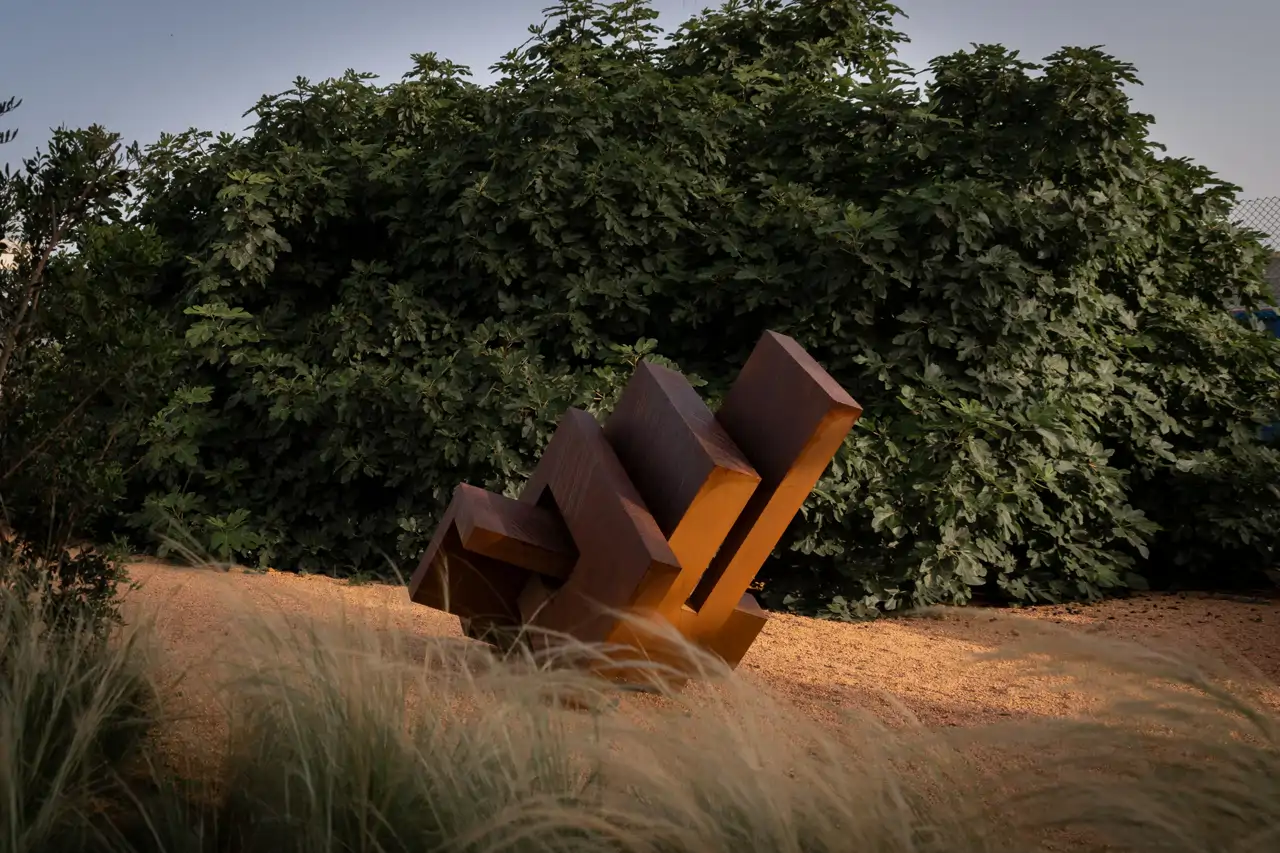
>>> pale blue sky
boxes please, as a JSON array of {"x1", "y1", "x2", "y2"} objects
[{"x1": 3, "y1": 0, "x2": 1277, "y2": 198}]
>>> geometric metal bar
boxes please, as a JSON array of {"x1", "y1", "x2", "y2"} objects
[
  {"x1": 406, "y1": 484, "x2": 575, "y2": 643},
  {"x1": 686, "y1": 331, "x2": 863, "y2": 665},
  {"x1": 406, "y1": 488, "x2": 538, "y2": 639},
  {"x1": 602, "y1": 361, "x2": 761, "y2": 623},
  {"x1": 516, "y1": 408, "x2": 684, "y2": 647},
  {"x1": 450, "y1": 484, "x2": 575, "y2": 580}
]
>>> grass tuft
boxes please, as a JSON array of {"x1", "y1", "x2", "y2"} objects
[{"x1": 0, "y1": 575, "x2": 158, "y2": 853}]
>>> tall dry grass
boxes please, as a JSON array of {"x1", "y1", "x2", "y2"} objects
[
  {"x1": 0, "y1": 576, "x2": 158, "y2": 853},
  {"x1": 168, "y1": 607, "x2": 999, "y2": 853},
  {"x1": 966, "y1": 624, "x2": 1280, "y2": 853},
  {"x1": 3, "y1": 567, "x2": 1279, "y2": 853}
]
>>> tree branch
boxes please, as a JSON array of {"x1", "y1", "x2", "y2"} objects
[
  {"x1": 0, "y1": 181, "x2": 97, "y2": 404},
  {"x1": 0, "y1": 375, "x2": 113, "y2": 483}
]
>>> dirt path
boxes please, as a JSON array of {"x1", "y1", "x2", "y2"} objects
[{"x1": 124, "y1": 560, "x2": 1280, "y2": 732}]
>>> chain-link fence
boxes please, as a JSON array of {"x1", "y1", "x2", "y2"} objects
[
  {"x1": 1234, "y1": 197, "x2": 1280, "y2": 251},
  {"x1": 1233, "y1": 198, "x2": 1280, "y2": 305}
]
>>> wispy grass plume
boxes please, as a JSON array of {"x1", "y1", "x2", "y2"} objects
[{"x1": 0, "y1": 575, "x2": 158, "y2": 853}]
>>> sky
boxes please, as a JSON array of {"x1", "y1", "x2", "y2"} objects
[{"x1": 2, "y1": 0, "x2": 1278, "y2": 199}]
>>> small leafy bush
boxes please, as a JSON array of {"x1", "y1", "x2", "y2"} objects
[{"x1": 0, "y1": 538, "x2": 131, "y2": 636}]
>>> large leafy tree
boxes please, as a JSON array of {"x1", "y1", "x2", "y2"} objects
[
  {"x1": 12, "y1": 0, "x2": 1280, "y2": 610},
  {"x1": 0, "y1": 99, "x2": 158, "y2": 624}
]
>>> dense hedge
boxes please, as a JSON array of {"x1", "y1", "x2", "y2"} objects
[{"x1": 4, "y1": 0, "x2": 1279, "y2": 615}]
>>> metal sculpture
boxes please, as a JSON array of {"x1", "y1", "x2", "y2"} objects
[{"x1": 407, "y1": 331, "x2": 862, "y2": 679}]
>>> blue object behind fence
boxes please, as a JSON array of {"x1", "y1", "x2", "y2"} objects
[
  {"x1": 1231, "y1": 307, "x2": 1280, "y2": 337},
  {"x1": 1230, "y1": 307, "x2": 1280, "y2": 442}
]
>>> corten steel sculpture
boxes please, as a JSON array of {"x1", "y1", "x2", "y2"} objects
[{"x1": 407, "y1": 331, "x2": 862, "y2": 679}]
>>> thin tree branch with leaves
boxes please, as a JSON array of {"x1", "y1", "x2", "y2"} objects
[{"x1": 0, "y1": 108, "x2": 133, "y2": 406}]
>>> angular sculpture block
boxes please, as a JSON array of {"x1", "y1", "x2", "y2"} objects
[
  {"x1": 601, "y1": 360, "x2": 761, "y2": 624},
  {"x1": 686, "y1": 331, "x2": 866, "y2": 666},
  {"x1": 407, "y1": 484, "x2": 575, "y2": 641},
  {"x1": 515, "y1": 407, "x2": 685, "y2": 648},
  {"x1": 408, "y1": 330, "x2": 862, "y2": 680}
]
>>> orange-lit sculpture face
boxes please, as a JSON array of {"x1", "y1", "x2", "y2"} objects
[{"x1": 408, "y1": 331, "x2": 862, "y2": 681}]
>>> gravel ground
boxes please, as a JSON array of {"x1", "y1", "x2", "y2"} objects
[{"x1": 121, "y1": 559, "x2": 1280, "y2": 779}]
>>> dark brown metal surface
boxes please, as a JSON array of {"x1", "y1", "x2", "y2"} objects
[
  {"x1": 687, "y1": 332, "x2": 863, "y2": 664},
  {"x1": 602, "y1": 361, "x2": 760, "y2": 624},
  {"x1": 517, "y1": 408, "x2": 683, "y2": 647}
]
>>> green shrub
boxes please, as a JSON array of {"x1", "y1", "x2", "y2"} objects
[
  {"x1": 0, "y1": 98, "x2": 184, "y2": 560},
  {"x1": 0, "y1": 539, "x2": 131, "y2": 636},
  {"x1": 0, "y1": 218, "x2": 183, "y2": 554},
  {"x1": 9, "y1": 0, "x2": 1280, "y2": 611}
]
